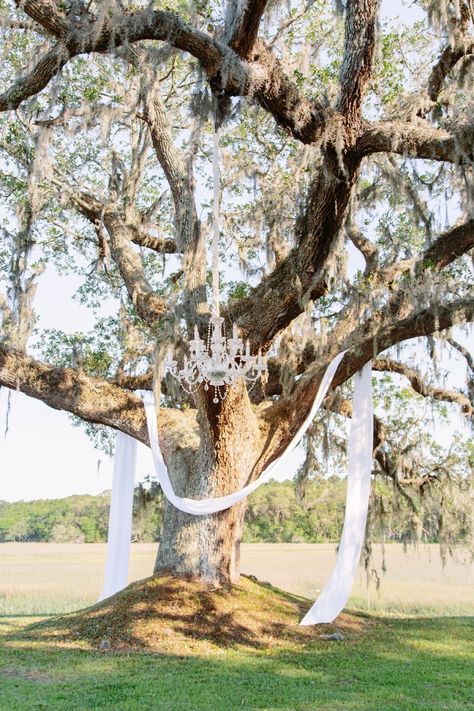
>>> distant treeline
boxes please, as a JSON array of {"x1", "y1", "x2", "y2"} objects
[
  {"x1": 0, "y1": 479, "x2": 347, "y2": 544},
  {"x1": 0, "y1": 478, "x2": 464, "y2": 545}
]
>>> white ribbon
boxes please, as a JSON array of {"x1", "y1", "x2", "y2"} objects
[
  {"x1": 300, "y1": 360, "x2": 373, "y2": 624},
  {"x1": 99, "y1": 431, "x2": 137, "y2": 601}
]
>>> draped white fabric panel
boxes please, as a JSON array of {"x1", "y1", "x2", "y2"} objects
[
  {"x1": 99, "y1": 431, "x2": 137, "y2": 601},
  {"x1": 143, "y1": 350, "x2": 347, "y2": 516},
  {"x1": 102, "y1": 353, "x2": 374, "y2": 625},
  {"x1": 299, "y1": 360, "x2": 373, "y2": 625}
]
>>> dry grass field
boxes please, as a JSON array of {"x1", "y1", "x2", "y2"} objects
[{"x1": 0, "y1": 542, "x2": 472, "y2": 616}]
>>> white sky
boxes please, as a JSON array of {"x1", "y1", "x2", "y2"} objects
[{"x1": 0, "y1": 0, "x2": 471, "y2": 503}]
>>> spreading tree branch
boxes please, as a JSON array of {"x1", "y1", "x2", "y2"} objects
[
  {"x1": 0, "y1": 43, "x2": 70, "y2": 112},
  {"x1": 0, "y1": 343, "x2": 187, "y2": 445},
  {"x1": 372, "y1": 357, "x2": 473, "y2": 415},
  {"x1": 257, "y1": 294, "x2": 474, "y2": 472},
  {"x1": 356, "y1": 120, "x2": 474, "y2": 164},
  {"x1": 1, "y1": 6, "x2": 329, "y2": 144},
  {"x1": 366, "y1": 217, "x2": 474, "y2": 289}
]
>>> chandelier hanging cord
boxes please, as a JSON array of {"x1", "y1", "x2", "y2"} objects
[
  {"x1": 163, "y1": 96, "x2": 268, "y2": 401},
  {"x1": 211, "y1": 97, "x2": 221, "y2": 320}
]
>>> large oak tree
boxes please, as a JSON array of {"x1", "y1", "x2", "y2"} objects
[{"x1": 0, "y1": 0, "x2": 473, "y2": 584}]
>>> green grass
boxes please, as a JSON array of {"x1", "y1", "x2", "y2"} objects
[
  {"x1": 0, "y1": 615, "x2": 472, "y2": 710},
  {"x1": 1, "y1": 544, "x2": 472, "y2": 709}
]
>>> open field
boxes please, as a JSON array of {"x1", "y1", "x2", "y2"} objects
[
  {"x1": 0, "y1": 542, "x2": 472, "y2": 616},
  {"x1": 0, "y1": 543, "x2": 473, "y2": 710}
]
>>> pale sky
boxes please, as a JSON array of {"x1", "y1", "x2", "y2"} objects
[{"x1": 1, "y1": 0, "x2": 471, "y2": 503}]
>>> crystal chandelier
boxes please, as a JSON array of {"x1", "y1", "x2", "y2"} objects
[
  {"x1": 163, "y1": 115, "x2": 267, "y2": 402},
  {"x1": 164, "y1": 319, "x2": 267, "y2": 403}
]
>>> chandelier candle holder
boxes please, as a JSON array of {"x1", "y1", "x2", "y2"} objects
[{"x1": 163, "y1": 115, "x2": 267, "y2": 402}]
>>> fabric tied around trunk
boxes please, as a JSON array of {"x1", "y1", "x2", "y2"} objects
[{"x1": 102, "y1": 351, "x2": 373, "y2": 624}]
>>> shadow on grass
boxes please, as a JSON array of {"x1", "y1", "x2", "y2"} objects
[{"x1": 0, "y1": 615, "x2": 472, "y2": 710}]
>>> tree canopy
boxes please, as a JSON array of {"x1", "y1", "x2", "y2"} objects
[{"x1": 0, "y1": 0, "x2": 473, "y2": 578}]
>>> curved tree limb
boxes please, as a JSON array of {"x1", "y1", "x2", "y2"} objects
[
  {"x1": 427, "y1": 37, "x2": 474, "y2": 105},
  {"x1": 0, "y1": 343, "x2": 189, "y2": 445},
  {"x1": 69, "y1": 189, "x2": 177, "y2": 254},
  {"x1": 372, "y1": 357, "x2": 473, "y2": 415},
  {"x1": 256, "y1": 294, "x2": 474, "y2": 473},
  {"x1": 446, "y1": 337, "x2": 474, "y2": 372},
  {"x1": 368, "y1": 217, "x2": 474, "y2": 289},
  {"x1": 2, "y1": 6, "x2": 329, "y2": 144},
  {"x1": 0, "y1": 43, "x2": 69, "y2": 112},
  {"x1": 356, "y1": 120, "x2": 474, "y2": 164}
]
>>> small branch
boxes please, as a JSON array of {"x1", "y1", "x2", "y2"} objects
[
  {"x1": 427, "y1": 37, "x2": 474, "y2": 105},
  {"x1": 67, "y1": 189, "x2": 177, "y2": 253},
  {"x1": 346, "y1": 223, "x2": 379, "y2": 273},
  {"x1": 61, "y1": 188, "x2": 169, "y2": 324},
  {"x1": 102, "y1": 212, "x2": 168, "y2": 324},
  {"x1": 226, "y1": 0, "x2": 269, "y2": 58},
  {"x1": 446, "y1": 337, "x2": 474, "y2": 372},
  {"x1": 373, "y1": 357, "x2": 473, "y2": 415}
]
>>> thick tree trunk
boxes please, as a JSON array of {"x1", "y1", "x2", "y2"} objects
[
  {"x1": 154, "y1": 380, "x2": 261, "y2": 584},
  {"x1": 155, "y1": 494, "x2": 247, "y2": 584}
]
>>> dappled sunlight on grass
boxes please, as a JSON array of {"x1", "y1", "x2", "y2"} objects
[{"x1": 0, "y1": 613, "x2": 472, "y2": 711}]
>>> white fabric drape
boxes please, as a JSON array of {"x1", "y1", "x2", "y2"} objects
[
  {"x1": 143, "y1": 350, "x2": 347, "y2": 516},
  {"x1": 102, "y1": 353, "x2": 374, "y2": 624},
  {"x1": 300, "y1": 360, "x2": 373, "y2": 624},
  {"x1": 99, "y1": 431, "x2": 137, "y2": 601}
]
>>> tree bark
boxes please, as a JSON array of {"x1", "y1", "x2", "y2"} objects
[{"x1": 155, "y1": 379, "x2": 261, "y2": 584}]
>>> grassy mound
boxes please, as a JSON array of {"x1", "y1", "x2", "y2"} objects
[{"x1": 23, "y1": 574, "x2": 369, "y2": 654}]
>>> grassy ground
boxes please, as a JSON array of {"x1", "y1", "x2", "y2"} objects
[
  {"x1": 0, "y1": 543, "x2": 472, "y2": 710},
  {"x1": 0, "y1": 613, "x2": 472, "y2": 710}
]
